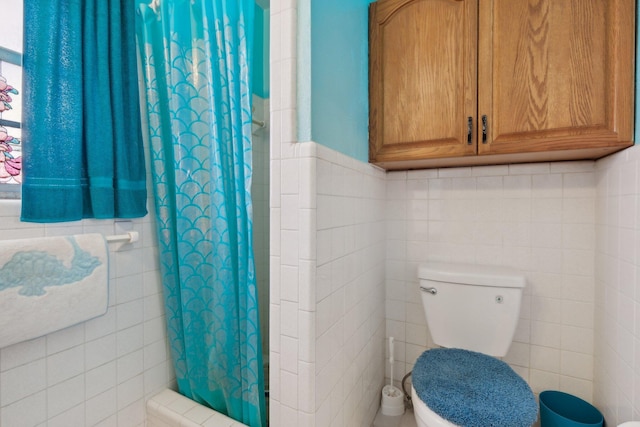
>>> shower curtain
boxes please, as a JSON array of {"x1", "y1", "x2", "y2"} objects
[{"x1": 136, "y1": 1, "x2": 265, "y2": 426}]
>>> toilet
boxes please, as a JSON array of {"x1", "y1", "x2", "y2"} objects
[{"x1": 412, "y1": 261, "x2": 538, "y2": 427}]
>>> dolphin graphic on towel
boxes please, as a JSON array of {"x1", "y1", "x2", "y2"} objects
[{"x1": 0, "y1": 237, "x2": 102, "y2": 296}]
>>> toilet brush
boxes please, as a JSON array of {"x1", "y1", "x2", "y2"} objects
[
  {"x1": 381, "y1": 337, "x2": 405, "y2": 416},
  {"x1": 390, "y1": 336, "x2": 395, "y2": 389}
]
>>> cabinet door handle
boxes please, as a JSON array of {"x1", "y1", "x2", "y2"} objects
[
  {"x1": 482, "y1": 115, "x2": 488, "y2": 143},
  {"x1": 467, "y1": 117, "x2": 473, "y2": 145}
]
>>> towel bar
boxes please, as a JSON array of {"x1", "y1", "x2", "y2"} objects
[{"x1": 106, "y1": 231, "x2": 139, "y2": 244}]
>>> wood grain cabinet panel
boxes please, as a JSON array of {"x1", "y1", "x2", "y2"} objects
[{"x1": 369, "y1": 0, "x2": 635, "y2": 170}]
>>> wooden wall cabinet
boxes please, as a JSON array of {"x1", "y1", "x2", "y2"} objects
[{"x1": 369, "y1": 0, "x2": 635, "y2": 170}]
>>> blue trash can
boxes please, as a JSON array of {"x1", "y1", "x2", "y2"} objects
[{"x1": 540, "y1": 391, "x2": 604, "y2": 427}]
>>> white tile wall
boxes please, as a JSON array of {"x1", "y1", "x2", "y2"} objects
[
  {"x1": 594, "y1": 144, "x2": 640, "y2": 425},
  {"x1": 384, "y1": 162, "x2": 598, "y2": 403},
  {"x1": 313, "y1": 145, "x2": 386, "y2": 427},
  {"x1": 269, "y1": 139, "x2": 387, "y2": 427},
  {"x1": 0, "y1": 202, "x2": 173, "y2": 426}
]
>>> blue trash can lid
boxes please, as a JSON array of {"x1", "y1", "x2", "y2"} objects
[{"x1": 413, "y1": 348, "x2": 538, "y2": 427}]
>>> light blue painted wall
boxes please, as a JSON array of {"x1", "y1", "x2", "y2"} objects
[
  {"x1": 299, "y1": 0, "x2": 373, "y2": 162},
  {"x1": 635, "y1": 3, "x2": 639, "y2": 143},
  {"x1": 298, "y1": 0, "x2": 312, "y2": 143}
]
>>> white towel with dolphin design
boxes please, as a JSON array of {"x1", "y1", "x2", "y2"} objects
[{"x1": 0, "y1": 233, "x2": 108, "y2": 348}]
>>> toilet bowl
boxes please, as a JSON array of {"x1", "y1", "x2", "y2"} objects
[
  {"x1": 411, "y1": 385, "x2": 457, "y2": 427},
  {"x1": 413, "y1": 262, "x2": 537, "y2": 427}
]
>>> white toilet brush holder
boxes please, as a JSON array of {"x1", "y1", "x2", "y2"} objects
[
  {"x1": 381, "y1": 384, "x2": 405, "y2": 416},
  {"x1": 381, "y1": 337, "x2": 405, "y2": 416}
]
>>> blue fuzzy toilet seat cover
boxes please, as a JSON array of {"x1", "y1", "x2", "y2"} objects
[{"x1": 412, "y1": 348, "x2": 538, "y2": 427}]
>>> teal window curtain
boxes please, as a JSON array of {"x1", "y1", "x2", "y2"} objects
[{"x1": 21, "y1": 0, "x2": 147, "y2": 223}]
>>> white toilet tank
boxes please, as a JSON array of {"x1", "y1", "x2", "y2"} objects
[{"x1": 419, "y1": 261, "x2": 526, "y2": 357}]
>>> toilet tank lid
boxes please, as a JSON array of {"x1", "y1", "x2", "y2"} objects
[{"x1": 419, "y1": 261, "x2": 526, "y2": 288}]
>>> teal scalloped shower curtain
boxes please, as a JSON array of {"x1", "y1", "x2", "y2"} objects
[{"x1": 136, "y1": 1, "x2": 265, "y2": 426}]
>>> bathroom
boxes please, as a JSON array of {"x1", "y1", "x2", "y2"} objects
[{"x1": 0, "y1": 0, "x2": 639, "y2": 427}]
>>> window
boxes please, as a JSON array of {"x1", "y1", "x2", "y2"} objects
[{"x1": 0, "y1": 0, "x2": 23, "y2": 198}]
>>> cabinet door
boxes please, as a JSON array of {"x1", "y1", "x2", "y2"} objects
[
  {"x1": 478, "y1": 0, "x2": 635, "y2": 156},
  {"x1": 369, "y1": 0, "x2": 477, "y2": 166}
]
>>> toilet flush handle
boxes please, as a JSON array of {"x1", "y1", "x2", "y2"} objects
[{"x1": 420, "y1": 286, "x2": 437, "y2": 295}]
